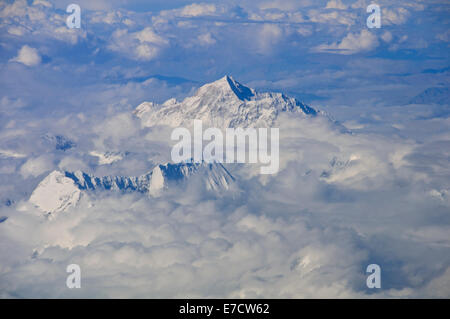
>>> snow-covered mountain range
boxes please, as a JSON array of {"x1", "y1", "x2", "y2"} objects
[
  {"x1": 134, "y1": 75, "x2": 317, "y2": 128},
  {"x1": 30, "y1": 161, "x2": 234, "y2": 214},
  {"x1": 29, "y1": 76, "x2": 318, "y2": 214}
]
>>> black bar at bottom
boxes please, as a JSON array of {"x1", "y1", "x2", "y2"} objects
[{"x1": 0, "y1": 299, "x2": 446, "y2": 317}]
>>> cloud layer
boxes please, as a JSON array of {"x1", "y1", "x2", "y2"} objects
[{"x1": 0, "y1": 0, "x2": 449, "y2": 298}]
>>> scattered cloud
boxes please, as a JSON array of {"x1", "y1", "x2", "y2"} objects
[
  {"x1": 0, "y1": 0, "x2": 86, "y2": 44},
  {"x1": 180, "y1": 3, "x2": 217, "y2": 17},
  {"x1": 197, "y1": 32, "x2": 217, "y2": 46},
  {"x1": 382, "y1": 7, "x2": 410, "y2": 25},
  {"x1": 308, "y1": 8, "x2": 356, "y2": 26},
  {"x1": 381, "y1": 31, "x2": 393, "y2": 43},
  {"x1": 325, "y1": 0, "x2": 347, "y2": 10},
  {"x1": 313, "y1": 29, "x2": 379, "y2": 54},
  {"x1": 108, "y1": 27, "x2": 168, "y2": 61},
  {"x1": 10, "y1": 45, "x2": 41, "y2": 66}
]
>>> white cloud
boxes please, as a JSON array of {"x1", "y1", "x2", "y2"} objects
[
  {"x1": 19, "y1": 155, "x2": 53, "y2": 178},
  {"x1": 135, "y1": 44, "x2": 159, "y2": 60},
  {"x1": 10, "y1": 45, "x2": 41, "y2": 66},
  {"x1": 381, "y1": 31, "x2": 393, "y2": 43},
  {"x1": 382, "y1": 7, "x2": 410, "y2": 25},
  {"x1": 326, "y1": 0, "x2": 347, "y2": 10},
  {"x1": 91, "y1": 11, "x2": 125, "y2": 25},
  {"x1": 7, "y1": 26, "x2": 26, "y2": 36},
  {"x1": 258, "y1": 24, "x2": 283, "y2": 53},
  {"x1": 0, "y1": 0, "x2": 28, "y2": 18},
  {"x1": 0, "y1": 149, "x2": 26, "y2": 159},
  {"x1": 1, "y1": 86, "x2": 450, "y2": 298},
  {"x1": 0, "y1": 0, "x2": 86, "y2": 44},
  {"x1": 313, "y1": 29, "x2": 379, "y2": 55},
  {"x1": 308, "y1": 9, "x2": 356, "y2": 26},
  {"x1": 108, "y1": 27, "x2": 168, "y2": 61},
  {"x1": 2, "y1": 106, "x2": 449, "y2": 297},
  {"x1": 197, "y1": 32, "x2": 216, "y2": 46},
  {"x1": 350, "y1": 0, "x2": 366, "y2": 9},
  {"x1": 180, "y1": 3, "x2": 217, "y2": 17},
  {"x1": 134, "y1": 27, "x2": 168, "y2": 46},
  {"x1": 32, "y1": 0, "x2": 52, "y2": 7}
]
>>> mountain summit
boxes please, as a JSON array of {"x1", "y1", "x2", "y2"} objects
[
  {"x1": 134, "y1": 75, "x2": 317, "y2": 128},
  {"x1": 197, "y1": 75, "x2": 255, "y2": 101}
]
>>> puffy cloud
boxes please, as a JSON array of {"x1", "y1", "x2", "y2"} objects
[
  {"x1": 381, "y1": 31, "x2": 393, "y2": 43},
  {"x1": 325, "y1": 0, "x2": 347, "y2": 10},
  {"x1": 197, "y1": 32, "x2": 217, "y2": 46},
  {"x1": 32, "y1": 0, "x2": 52, "y2": 7},
  {"x1": 180, "y1": 3, "x2": 217, "y2": 17},
  {"x1": 10, "y1": 45, "x2": 41, "y2": 66},
  {"x1": 382, "y1": 7, "x2": 410, "y2": 25},
  {"x1": 0, "y1": 0, "x2": 86, "y2": 44},
  {"x1": 0, "y1": 0, "x2": 28, "y2": 18},
  {"x1": 7, "y1": 26, "x2": 26, "y2": 36},
  {"x1": 108, "y1": 27, "x2": 168, "y2": 61},
  {"x1": 350, "y1": 0, "x2": 367, "y2": 9},
  {"x1": 313, "y1": 29, "x2": 379, "y2": 54},
  {"x1": 134, "y1": 27, "x2": 168, "y2": 46},
  {"x1": 308, "y1": 8, "x2": 356, "y2": 26},
  {"x1": 0, "y1": 193, "x2": 367, "y2": 297},
  {"x1": 90, "y1": 10, "x2": 129, "y2": 25},
  {"x1": 134, "y1": 44, "x2": 158, "y2": 60}
]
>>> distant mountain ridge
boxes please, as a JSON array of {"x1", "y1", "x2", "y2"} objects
[{"x1": 30, "y1": 161, "x2": 235, "y2": 214}]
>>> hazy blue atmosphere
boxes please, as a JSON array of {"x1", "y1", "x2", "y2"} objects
[{"x1": 0, "y1": 0, "x2": 449, "y2": 298}]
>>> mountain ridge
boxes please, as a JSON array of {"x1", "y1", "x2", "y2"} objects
[
  {"x1": 29, "y1": 161, "x2": 235, "y2": 214},
  {"x1": 28, "y1": 76, "x2": 322, "y2": 215},
  {"x1": 134, "y1": 75, "x2": 317, "y2": 129}
]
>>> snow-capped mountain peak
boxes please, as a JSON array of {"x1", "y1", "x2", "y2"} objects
[
  {"x1": 134, "y1": 76, "x2": 317, "y2": 129},
  {"x1": 29, "y1": 171, "x2": 81, "y2": 214},
  {"x1": 196, "y1": 75, "x2": 255, "y2": 101}
]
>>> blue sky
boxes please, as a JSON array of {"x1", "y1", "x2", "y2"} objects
[{"x1": 0, "y1": 0, "x2": 449, "y2": 298}]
